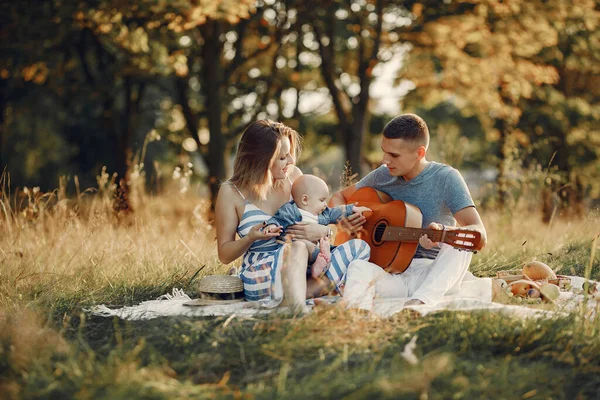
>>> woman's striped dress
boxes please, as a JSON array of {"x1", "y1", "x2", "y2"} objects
[{"x1": 235, "y1": 194, "x2": 371, "y2": 304}]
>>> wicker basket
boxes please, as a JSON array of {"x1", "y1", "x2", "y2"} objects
[{"x1": 496, "y1": 270, "x2": 572, "y2": 290}]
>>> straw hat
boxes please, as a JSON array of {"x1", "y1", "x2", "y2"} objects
[
  {"x1": 196, "y1": 275, "x2": 244, "y2": 295},
  {"x1": 182, "y1": 275, "x2": 246, "y2": 307}
]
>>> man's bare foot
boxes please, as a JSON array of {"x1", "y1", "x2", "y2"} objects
[
  {"x1": 311, "y1": 237, "x2": 331, "y2": 278},
  {"x1": 404, "y1": 299, "x2": 425, "y2": 306}
]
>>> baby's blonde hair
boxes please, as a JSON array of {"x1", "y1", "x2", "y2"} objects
[{"x1": 291, "y1": 174, "x2": 329, "y2": 203}]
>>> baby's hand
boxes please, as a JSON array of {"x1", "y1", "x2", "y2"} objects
[
  {"x1": 352, "y1": 205, "x2": 372, "y2": 215},
  {"x1": 248, "y1": 222, "x2": 281, "y2": 241},
  {"x1": 261, "y1": 224, "x2": 283, "y2": 235}
]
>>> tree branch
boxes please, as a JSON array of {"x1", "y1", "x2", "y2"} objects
[
  {"x1": 176, "y1": 77, "x2": 201, "y2": 149},
  {"x1": 223, "y1": 17, "x2": 252, "y2": 82},
  {"x1": 225, "y1": 5, "x2": 290, "y2": 139},
  {"x1": 76, "y1": 30, "x2": 96, "y2": 86},
  {"x1": 134, "y1": 81, "x2": 146, "y2": 112},
  {"x1": 222, "y1": 6, "x2": 272, "y2": 83},
  {"x1": 355, "y1": 0, "x2": 383, "y2": 110},
  {"x1": 312, "y1": 11, "x2": 350, "y2": 127},
  {"x1": 293, "y1": 29, "x2": 303, "y2": 120},
  {"x1": 370, "y1": 0, "x2": 385, "y2": 62},
  {"x1": 225, "y1": 37, "x2": 285, "y2": 140}
]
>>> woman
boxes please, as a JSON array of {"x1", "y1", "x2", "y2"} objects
[{"x1": 215, "y1": 120, "x2": 369, "y2": 308}]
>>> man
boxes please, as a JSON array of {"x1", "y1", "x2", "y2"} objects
[{"x1": 329, "y1": 113, "x2": 488, "y2": 309}]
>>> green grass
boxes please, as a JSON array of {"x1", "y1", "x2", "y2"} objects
[
  {"x1": 4, "y1": 309, "x2": 600, "y2": 399},
  {"x1": 1, "y1": 186, "x2": 600, "y2": 399}
]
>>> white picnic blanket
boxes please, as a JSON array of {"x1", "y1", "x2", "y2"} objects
[{"x1": 89, "y1": 276, "x2": 598, "y2": 320}]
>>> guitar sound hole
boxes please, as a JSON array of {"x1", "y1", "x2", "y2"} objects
[{"x1": 373, "y1": 223, "x2": 387, "y2": 244}]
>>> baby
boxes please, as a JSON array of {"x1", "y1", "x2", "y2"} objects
[{"x1": 263, "y1": 174, "x2": 371, "y2": 278}]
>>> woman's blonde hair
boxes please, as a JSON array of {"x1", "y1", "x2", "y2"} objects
[{"x1": 229, "y1": 120, "x2": 302, "y2": 200}]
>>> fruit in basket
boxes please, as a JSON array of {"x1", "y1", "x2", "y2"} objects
[
  {"x1": 539, "y1": 283, "x2": 560, "y2": 301},
  {"x1": 509, "y1": 280, "x2": 559, "y2": 303},
  {"x1": 510, "y1": 280, "x2": 534, "y2": 296},
  {"x1": 522, "y1": 261, "x2": 556, "y2": 280}
]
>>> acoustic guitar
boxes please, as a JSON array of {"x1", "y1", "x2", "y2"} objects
[{"x1": 334, "y1": 187, "x2": 483, "y2": 274}]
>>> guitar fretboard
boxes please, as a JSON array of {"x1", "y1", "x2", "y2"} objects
[
  {"x1": 378, "y1": 226, "x2": 445, "y2": 243},
  {"x1": 374, "y1": 225, "x2": 480, "y2": 250}
]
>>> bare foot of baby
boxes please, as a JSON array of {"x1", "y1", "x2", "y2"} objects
[{"x1": 311, "y1": 237, "x2": 331, "y2": 278}]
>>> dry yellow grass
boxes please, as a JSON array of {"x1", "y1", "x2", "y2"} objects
[
  {"x1": 0, "y1": 182, "x2": 228, "y2": 311},
  {"x1": 0, "y1": 177, "x2": 599, "y2": 399},
  {"x1": 473, "y1": 209, "x2": 600, "y2": 276},
  {"x1": 1, "y1": 176, "x2": 598, "y2": 312}
]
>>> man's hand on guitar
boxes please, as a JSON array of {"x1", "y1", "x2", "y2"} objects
[
  {"x1": 419, "y1": 222, "x2": 445, "y2": 250},
  {"x1": 339, "y1": 204, "x2": 367, "y2": 234}
]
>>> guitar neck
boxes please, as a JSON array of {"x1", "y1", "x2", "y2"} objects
[{"x1": 381, "y1": 226, "x2": 447, "y2": 244}]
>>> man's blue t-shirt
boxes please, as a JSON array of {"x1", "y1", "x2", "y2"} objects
[{"x1": 355, "y1": 162, "x2": 474, "y2": 259}]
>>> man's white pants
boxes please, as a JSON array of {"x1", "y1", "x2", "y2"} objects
[{"x1": 343, "y1": 244, "x2": 484, "y2": 310}]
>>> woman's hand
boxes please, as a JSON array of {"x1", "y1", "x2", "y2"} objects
[
  {"x1": 419, "y1": 222, "x2": 444, "y2": 250},
  {"x1": 247, "y1": 222, "x2": 282, "y2": 241},
  {"x1": 286, "y1": 222, "x2": 329, "y2": 242}
]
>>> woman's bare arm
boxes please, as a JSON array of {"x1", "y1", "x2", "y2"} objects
[
  {"x1": 215, "y1": 184, "x2": 280, "y2": 264},
  {"x1": 215, "y1": 185, "x2": 252, "y2": 264},
  {"x1": 286, "y1": 222, "x2": 329, "y2": 242}
]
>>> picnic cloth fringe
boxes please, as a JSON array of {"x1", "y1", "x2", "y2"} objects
[{"x1": 88, "y1": 276, "x2": 598, "y2": 321}]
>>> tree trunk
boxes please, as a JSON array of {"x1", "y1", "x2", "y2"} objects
[
  {"x1": 311, "y1": 2, "x2": 380, "y2": 180},
  {"x1": 495, "y1": 119, "x2": 509, "y2": 210},
  {"x1": 346, "y1": 117, "x2": 365, "y2": 178},
  {"x1": 112, "y1": 77, "x2": 144, "y2": 215},
  {"x1": 348, "y1": 57, "x2": 372, "y2": 177},
  {"x1": 568, "y1": 175, "x2": 585, "y2": 218},
  {"x1": 553, "y1": 137, "x2": 585, "y2": 219},
  {"x1": 176, "y1": 77, "x2": 202, "y2": 151},
  {"x1": 0, "y1": 79, "x2": 6, "y2": 174},
  {"x1": 552, "y1": 68, "x2": 587, "y2": 217},
  {"x1": 201, "y1": 20, "x2": 227, "y2": 211}
]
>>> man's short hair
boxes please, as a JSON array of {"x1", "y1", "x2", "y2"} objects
[{"x1": 382, "y1": 114, "x2": 429, "y2": 149}]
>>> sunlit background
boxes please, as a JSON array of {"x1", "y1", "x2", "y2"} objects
[
  {"x1": 1, "y1": 3, "x2": 600, "y2": 399},
  {"x1": 1, "y1": 0, "x2": 598, "y2": 219}
]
